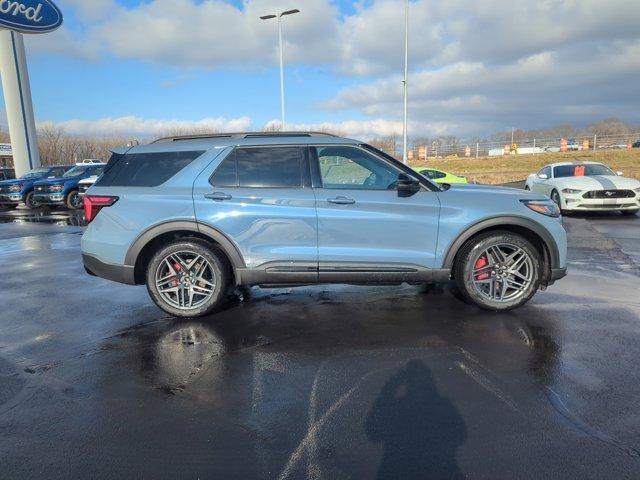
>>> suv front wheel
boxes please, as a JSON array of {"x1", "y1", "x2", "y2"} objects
[
  {"x1": 454, "y1": 231, "x2": 542, "y2": 311},
  {"x1": 146, "y1": 239, "x2": 230, "y2": 318}
]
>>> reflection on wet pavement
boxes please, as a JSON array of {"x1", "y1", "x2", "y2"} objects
[
  {"x1": 0, "y1": 206, "x2": 86, "y2": 226},
  {"x1": 1, "y1": 215, "x2": 640, "y2": 478}
]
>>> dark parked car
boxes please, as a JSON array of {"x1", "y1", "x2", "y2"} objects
[{"x1": 632, "y1": 140, "x2": 640, "y2": 149}]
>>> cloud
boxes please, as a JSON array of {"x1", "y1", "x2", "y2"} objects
[
  {"x1": 26, "y1": 0, "x2": 640, "y2": 137},
  {"x1": 89, "y1": 0, "x2": 340, "y2": 69},
  {"x1": 57, "y1": 0, "x2": 116, "y2": 21},
  {"x1": 323, "y1": 39, "x2": 640, "y2": 136},
  {"x1": 37, "y1": 116, "x2": 252, "y2": 138},
  {"x1": 35, "y1": 115, "x2": 431, "y2": 141}
]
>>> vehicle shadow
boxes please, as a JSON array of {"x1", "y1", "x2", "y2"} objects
[{"x1": 365, "y1": 359, "x2": 466, "y2": 480}]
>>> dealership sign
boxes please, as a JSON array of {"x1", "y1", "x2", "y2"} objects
[{"x1": 0, "y1": 0, "x2": 62, "y2": 33}]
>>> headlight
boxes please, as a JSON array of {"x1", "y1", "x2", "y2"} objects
[
  {"x1": 50, "y1": 184, "x2": 64, "y2": 192},
  {"x1": 521, "y1": 199, "x2": 561, "y2": 217},
  {"x1": 561, "y1": 188, "x2": 582, "y2": 194},
  {"x1": 8, "y1": 184, "x2": 22, "y2": 192}
]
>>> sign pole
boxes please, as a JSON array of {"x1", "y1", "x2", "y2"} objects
[{"x1": 0, "y1": 29, "x2": 40, "y2": 177}]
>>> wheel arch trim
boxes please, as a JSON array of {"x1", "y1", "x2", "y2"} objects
[
  {"x1": 124, "y1": 220, "x2": 246, "y2": 269},
  {"x1": 442, "y1": 216, "x2": 561, "y2": 269}
]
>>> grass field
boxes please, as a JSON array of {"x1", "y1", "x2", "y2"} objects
[{"x1": 410, "y1": 149, "x2": 640, "y2": 184}]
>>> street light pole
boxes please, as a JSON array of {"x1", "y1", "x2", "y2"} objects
[
  {"x1": 402, "y1": 0, "x2": 409, "y2": 164},
  {"x1": 277, "y1": 15, "x2": 285, "y2": 130},
  {"x1": 260, "y1": 9, "x2": 300, "y2": 131}
]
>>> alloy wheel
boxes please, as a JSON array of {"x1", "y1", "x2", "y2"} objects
[
  {"x1": 471, "y1": 243, "x2": 534, "y2": 303},
  {"x1": 155, "y1": 251, "x2": 217, "y2": 310},
  {"x1": 70, "y1": 192, "x2": 83, "y2": 209}
]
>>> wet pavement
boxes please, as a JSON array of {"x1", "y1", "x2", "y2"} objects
[{"x1": 1, "y1": 207, "x2": 640, "y2": 479}]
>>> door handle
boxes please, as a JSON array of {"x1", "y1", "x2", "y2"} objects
[
  {"x1": 327, "y1": 196, "x2": 356, "y2": 205},
  {"x1": 205, "y1": 192, "x2": 232, "y2": 201}
]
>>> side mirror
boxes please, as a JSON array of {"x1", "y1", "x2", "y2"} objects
[
  {"x1": 397, "y1": 173, "x2": 420, "y2": 197},
  {"x1": 538, "y1": 173, "x2": 548, "y2": 180},
  {"x1": 617, "y1": 171, "x2": 623, "y2": 176}
]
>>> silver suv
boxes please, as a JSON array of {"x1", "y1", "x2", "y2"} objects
[{"x1": 81, "y1": 132, "x2": 567, "y2": 318}]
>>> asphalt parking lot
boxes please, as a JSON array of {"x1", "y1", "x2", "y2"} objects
[{"x1": 1, "y1": 207, "x2": 640, "y2": 479}]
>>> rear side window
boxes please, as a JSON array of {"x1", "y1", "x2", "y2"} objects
[
  {"x1": 96, "y1": 150, "x2": 204, "y2": 187},
  {"x1": 210, "y1": 147, "x2": 302, "y2": 188}
]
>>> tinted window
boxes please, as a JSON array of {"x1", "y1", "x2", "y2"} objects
[
  {"x1": 210, "y1": 154, "x2": 238, "y2": 187},
  {"x1": 236, "y1": 147, "x2": 302, "y2": 188},
  {"x1": 539, "y1": 166, "x2": 551, "y2": 178},
  {"x1": 314, "y1": 146, "x2": 400, "y2": 190},
  {"x1": 63, "y1": 166, "x2": 94, "y2": 178},
  {"x1": 553, "y1": 164, "x2": 614, "y2": 178},
  {"x1": 96, "y1": 151, "x2": 204, "y2": 187},
  {"x1": 20, "y1": 168, "x2": 50, "y2": 180}
]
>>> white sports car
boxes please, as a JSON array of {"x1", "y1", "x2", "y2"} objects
[{"x1": 525, "y1": 161, "x2": 640, "y2": 215}]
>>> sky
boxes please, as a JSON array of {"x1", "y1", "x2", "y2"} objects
[{"x1": 3, "y1": 0, "x2": 639, "y2": 140}]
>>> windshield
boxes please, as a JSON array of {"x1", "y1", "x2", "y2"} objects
[
  {"x1": 63, "y1": 166, "x2": 94, "y2": 178},
  {"x1": 20, "y1": 168, "x2": 50, "y2": 180},
  {"x1": 553, "y1": 164, "x2": 615, "y2": 178}
]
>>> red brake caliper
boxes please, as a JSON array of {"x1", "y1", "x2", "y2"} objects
[
  {"x1": 474, "y1": 255, "x2": 490, "y2": 280},
  {"x1": 170, "y1": 262, "x2": 182, "y2": 287}
]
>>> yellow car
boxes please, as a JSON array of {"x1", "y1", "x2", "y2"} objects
[{"x1": 418, "y1": 168, "x2": 468, "y2": 184}]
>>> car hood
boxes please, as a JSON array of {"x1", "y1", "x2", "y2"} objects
[
  {"x1": 34, "y1": 178, "x2": 70, "y2": 186},
  {"x1": 0, "y1": 178, "x2": 27, "y2": 186},
  {"x1": 552, "y1": 175, "x2": 640, "y2": 190},
  {"x1": 79, "y1": 175, "x2": 99, "y2": 184}
]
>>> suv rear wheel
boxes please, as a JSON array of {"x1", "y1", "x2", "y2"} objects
[
  {"x1": 146, "y1": 239, "x2": 229, "y2": 318},
  {"x1": 454, "y1": 231, "x2": 541, "y2": 311}
]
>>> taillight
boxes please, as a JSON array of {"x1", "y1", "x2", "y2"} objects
[{"x1": 84, "y1": 195, "x2": 118, "y2": 223}]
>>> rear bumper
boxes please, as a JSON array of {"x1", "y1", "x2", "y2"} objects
[{"x1": 82, "y1": 253, "x2": 136, "y2": 285}]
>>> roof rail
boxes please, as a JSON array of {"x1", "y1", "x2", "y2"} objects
[{"x1": 152, "y1": 131, "x2": 338, "y2": 144}]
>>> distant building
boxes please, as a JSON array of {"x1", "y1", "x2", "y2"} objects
[{"x1": 0, "y1": 144, "x2": 12, "y2": 167}]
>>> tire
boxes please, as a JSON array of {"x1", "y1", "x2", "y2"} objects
[
  {"x1": 24, "y1": 191, "x2": 38, "y2": 209},
  {"x1": 453, "y1": 231, "x2": 542, "y2": 311},
  {"x1": 550, "y1": 189, "x2": 565, "y2": 215},
  {"x1": 66, "y1": 190, "x2": 83, "y2": 210},
  {"x1": 621, "y1": 209, "x2": 639, "y2": 216},
  {"x1": 146, "y1": 239, "x2": 230, "y2": 318}
]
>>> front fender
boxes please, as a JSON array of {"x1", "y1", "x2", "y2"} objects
[{"x1": 441, "y1": 215, "x2": 562, "y2": 270}]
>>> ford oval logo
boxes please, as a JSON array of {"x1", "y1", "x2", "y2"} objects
[{"x1": 0, "y1": 0, "x2": 63, "y2": 34}]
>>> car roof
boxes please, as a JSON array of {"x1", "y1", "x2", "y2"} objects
[
  {"x1": 113, "y1": 132, "x2": 361, "y2": 154},
  {"x1": 544, "y1": 160, "x2": 605, "y2": 168}
]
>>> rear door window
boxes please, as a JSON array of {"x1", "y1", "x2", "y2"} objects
[
  {"x1": 96, "y1": 151, "x2": 204, "y2": 187},
  {"x1": 210, "y1": 147, "x2": 303, "y2": 188}
]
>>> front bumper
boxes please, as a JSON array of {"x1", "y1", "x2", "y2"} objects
[
  {"x1": 83, "y1": 253, "x2": 136, "y2": 285},
  {"x1": 0, "y1": 193, "x2": 24, "y2": 204},
  {"x1": 562, "y1": 194, "x2": 640, "y2": 211},
  {"x1": 34, "y1": 193, "x2": 66, "y2": 205}
]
